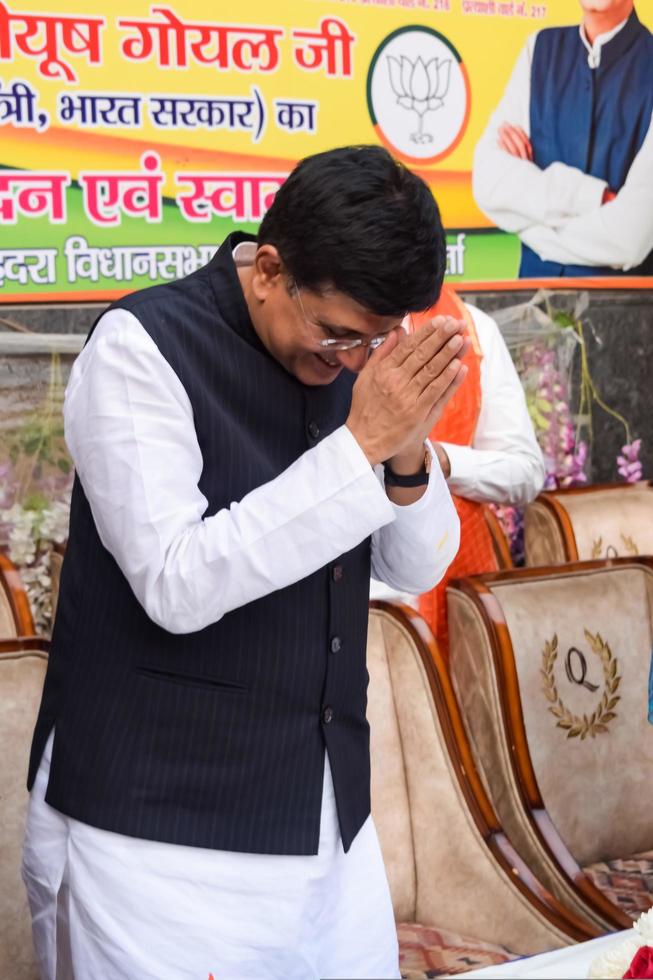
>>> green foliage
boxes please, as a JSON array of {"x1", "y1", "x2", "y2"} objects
[{"x1": 3, "y1": 352, "x2": 71, "y2": 504}]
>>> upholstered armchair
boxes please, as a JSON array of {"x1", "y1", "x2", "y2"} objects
[
  {"x1": 0, "y1": 640, "x2": 48, "y2": 980},
  {"x1": 448, "y1": 558, "x2": 653, "y2": 937},
  {"x1": 367, "y1": 600, "x2": 598, "y2": 980},
  {"x1": 525, "y1": 482, "x2": 653, "y2": 566}
]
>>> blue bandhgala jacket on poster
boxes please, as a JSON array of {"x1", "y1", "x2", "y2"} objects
[{"x1": 521, "y1": 10, "x2": 653, "y2": 278}]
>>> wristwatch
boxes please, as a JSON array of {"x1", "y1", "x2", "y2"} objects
[{"x1": 383, "y1": 450, "x2": 431, "y2": 487}]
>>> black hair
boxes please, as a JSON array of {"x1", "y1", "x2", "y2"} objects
[{"x1": 257, "y1": 145, "x2": 446, "y2": 317}]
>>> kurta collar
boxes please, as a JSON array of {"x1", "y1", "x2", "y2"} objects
[{"x1": 580, "y1": 9, "x2": 645, "y2": 72}]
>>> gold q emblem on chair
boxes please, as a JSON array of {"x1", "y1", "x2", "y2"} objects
[
  {"x1": 590, "y1": 534, "x2": 639, "y2": 559},
  {"x1": 541, "y1": 630, "x2": 622, "y2": 739}
]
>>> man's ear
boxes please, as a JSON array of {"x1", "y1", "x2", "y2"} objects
[{"x1": 251, "y1": 245, "x2": 284, "y2": 302}]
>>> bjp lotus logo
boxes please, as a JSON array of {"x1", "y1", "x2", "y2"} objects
[
  {"x1": 367, "y1": 27, "x2": 470, "y2": 165},
  {"x1": 386, "y1": 55, "x2": 452, "y2": 144}
]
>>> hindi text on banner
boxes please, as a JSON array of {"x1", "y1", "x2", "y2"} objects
[
  {"x1": 118, "y1": 8, "x2": 283, "y2": 73},
  {"x1": 0, "y1": 2, "x2": 104, "y2": 82},
  {"x1": 79, "y1": 152, "x2": 164, "y2": 227}
]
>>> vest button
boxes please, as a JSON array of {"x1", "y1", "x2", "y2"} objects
[
  {"x1": 308, "y1": 420, "x2": 320, "y2": 439},
  {"x1": 330, "y1": 636, "x2": 342, "y2": 654},
  {"x1": 322, "y1": 706, "x2": 334, "y2": 724},
  {"x1": 332, "y1": 565, "x2": 343, "y2": 582}
]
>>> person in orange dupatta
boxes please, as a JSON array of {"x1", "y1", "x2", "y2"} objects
[{"x1": 411, "y1": 286, "x2": 541, "y2": 649}]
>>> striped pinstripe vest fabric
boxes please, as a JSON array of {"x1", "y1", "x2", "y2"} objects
[{"x1": 28, "y1": 233, "x2": 373, "y2": 855}]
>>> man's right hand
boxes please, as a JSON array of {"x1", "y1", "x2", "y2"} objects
[
  {"x1": 498, "y1": 122, "x2": 533, "y2": 161},
  {"x1": 346, "y1": 316, "x2": 469, "y2": 467}
]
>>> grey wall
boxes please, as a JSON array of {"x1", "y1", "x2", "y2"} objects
[{"x1": 465, "y1": 290, "x2": 653, "y2": 484}]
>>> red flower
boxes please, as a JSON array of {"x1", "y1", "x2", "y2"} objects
[{"x1": 624, "y1": 946, "x2": 653, "y2": 978}]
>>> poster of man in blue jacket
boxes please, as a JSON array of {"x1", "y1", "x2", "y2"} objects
[{"x1": 473, "y1": 1, "x2": 653, "y2": 278}]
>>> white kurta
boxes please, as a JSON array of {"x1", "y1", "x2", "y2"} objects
[
  {"x1": 472, "y1": 18, "x2": 653, "y2": 271},
  {"x1": 23, "y1": 296, "x2": 460, "y2": 978},
  {"x1": 24, "y1": 734, "x2": 400, "y2": 980}
]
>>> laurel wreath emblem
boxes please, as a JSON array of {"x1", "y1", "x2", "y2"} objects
[
  {"x1": 590, "y1": 534, "x2": 638, "y2": 559},
  {"x1": 541, "y1": 630, "x2": 621, "y2": 739}
]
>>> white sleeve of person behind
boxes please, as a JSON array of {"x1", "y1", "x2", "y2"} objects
[
  {"x1": 370, "y1": 302, "x2": 544, "y2": 603},
  {"x1": 440, "y1": 304, "x2": 545, "y2": 506},
  {"x1": 65, "y1": 308, "x2": 458, "y2": 633}
]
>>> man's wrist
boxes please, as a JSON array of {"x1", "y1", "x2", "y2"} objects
[
  {"x1": 386, "y1": 446, "x2": 426, "y2": 476},
  {"x1": 384, "y1": 446, "x2": 431, "y2": 489}
]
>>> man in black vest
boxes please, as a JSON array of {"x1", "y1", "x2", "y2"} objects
[{"x1": 23, "y1": 146, "x2": 464, "y2": 979}]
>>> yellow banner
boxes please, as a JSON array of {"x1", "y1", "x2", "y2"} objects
[{"x1": 1, "y1": 0, "x2": 651, "y2": 296}]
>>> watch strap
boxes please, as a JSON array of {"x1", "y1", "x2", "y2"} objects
[{"x1": 383, "y1": 451, "x2": 431, "y2": 487}]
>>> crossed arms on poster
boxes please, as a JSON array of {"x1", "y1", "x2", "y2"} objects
[{"x1": 472, "y1": 33, "x2": 653, "y2": 271}]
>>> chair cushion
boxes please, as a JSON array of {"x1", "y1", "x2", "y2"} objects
[
  {"x1": 397, "y1": 921, "x2": 515, "y2": 978},
  {"x1": 583, "y1": 850, "x2": 653, "y2": 920}
]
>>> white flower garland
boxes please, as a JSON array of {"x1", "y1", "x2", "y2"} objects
[
  {"x1": 3, "y1": 497, "x2": 70, "y2": 635},
  {"x1": 588, "y1": 907, "x2": 653, "y2": 979}
]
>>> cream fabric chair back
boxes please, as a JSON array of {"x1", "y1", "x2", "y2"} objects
[
  {"x1": 449, "y1": 561, "x2": 653, "y2": 874},
  {"x1": 0, "y1": 647, "x2": 47, "y2": 980},
  {"x1": 525, "y1": 483, "x2": 653, "y2": 566},
  {"x1": 366, "y1": 602, "x2": 579, "y2": 953},
  {"x1": 490, "y1": 563, "x2": 653, "y2": 865}
]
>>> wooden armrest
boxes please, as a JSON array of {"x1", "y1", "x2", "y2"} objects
[{"x1": 0, "y1": 635, "x2": 50, "y2": 654}]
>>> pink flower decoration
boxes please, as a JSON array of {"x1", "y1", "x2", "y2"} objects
[{"x1": 617, "y1": 439, "x2": 642, "y2": 483}]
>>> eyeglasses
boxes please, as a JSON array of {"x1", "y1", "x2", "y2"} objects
[{"x1": 293, "y1": 288, "x2": 388, "y2": 352}]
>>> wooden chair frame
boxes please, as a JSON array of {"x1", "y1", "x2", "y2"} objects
[
  {"x1": 0, "y1": 636, "x2": 50, "y2": 655},
  {"x1": 370, "y1": 599, "x2": 600, "y2": 944},
  {"x1": 483, "y1": 506, "x2": 514, "y2": 570},
  {"x1": 0, "y1": 552, "x2": 38, "y2": 639},
  {"x1": 448, "y1": 557, "x2": 653, "y2": 932}
]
